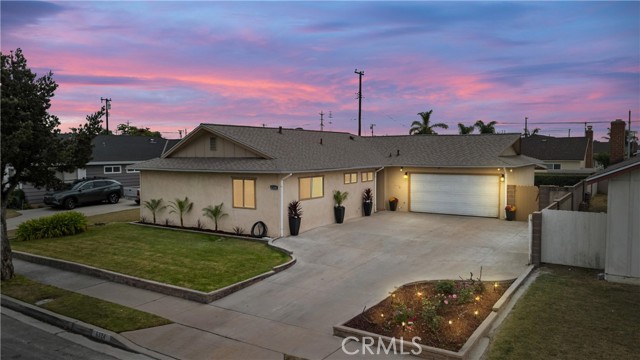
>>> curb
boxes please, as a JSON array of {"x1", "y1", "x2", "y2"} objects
[{"x1": 1, "y1": 295, "x2": 175, "y2": 360}]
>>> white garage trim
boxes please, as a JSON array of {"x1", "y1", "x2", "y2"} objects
[{"x1": 410, "y1": 174, "x2": 500, "y2": 217}]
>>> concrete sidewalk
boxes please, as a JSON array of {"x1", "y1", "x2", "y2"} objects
[{"x1": 12, "y1": 212, "x2": 529, "y2": 359}]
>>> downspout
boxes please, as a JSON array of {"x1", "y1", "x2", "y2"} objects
[
  {"x1": 279, "y1": 173, "x2": 294, "y2": 238},
  {"x1": 503, "y1": 167, "x2": 508, "y2": 219},
  {"x1": 374, "y1": 167, "x2": 385, "y2": 213}
]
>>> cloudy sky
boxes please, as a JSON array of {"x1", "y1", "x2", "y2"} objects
[{"x1": 2, "y1": 1, "x2": 639, "y2": 139}]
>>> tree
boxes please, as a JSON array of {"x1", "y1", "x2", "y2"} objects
[
  {"x1": 168, "y1": 197, "x2": 193, "y2": 227},
  {"x1": 143, "y1": 198, "x2": 166, "y2": 224},
  {"x1": 1, "y1": 49, "x2": 103, "y2": 280},
  {"x1": 457, "y1": 123, "x2": 474, "y2": 135},
  {"x1": 117, "y1": 123, "x2": 161, "y2": 137},
  {"x1": 523, "y1": 127, "x2": 541, "y2": 137},
  {"x1": 409, "y1": 110, "x2": 449, "y2": 135},
  {"x1": 202, "y1": 203, "x2": 228, "y2": 231},
  {"x1": 594, "y1": 153, "x2": 610, "y2": 169},
  {"x1": 474, "y1": 120, "x2": 497, "y2": 134}
]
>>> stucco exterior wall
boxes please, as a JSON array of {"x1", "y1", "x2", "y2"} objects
[
  {"x1": 605, "y1": 169, "x2": 640, "y2": 284},
  {"x1": 170, "y1": 132, "x2": 260, "y2": 158}
]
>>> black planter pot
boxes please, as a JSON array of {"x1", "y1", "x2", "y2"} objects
[
  {"x1": 363, "y1": 202, "x2": 373, "y2": 216},
  {"x1": 389, "y1": 201, "x2": 398, "y2": 211},
  {"x1": 506, "y1": 211, "x2": 516, "y2": 221},
  {"x1": 334, "y1": 206, "x2": 346, "y2": 224},
  {"x1": 289, "y1": 216, "x2": 301, "y2": 236}
]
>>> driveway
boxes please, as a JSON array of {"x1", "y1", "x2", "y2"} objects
[
  {"x1": 120, "y1": 211, "x2": 529, "y2": 359},
  {"x1": 6, "y1": 200, "x2": 139, "y2": 230}
]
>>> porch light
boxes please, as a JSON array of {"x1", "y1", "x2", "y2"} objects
[
  {"x1": 509, "y1": 168, "x2": 513, "y2": 172},
  {"x1": 500, "y1": 175, "x2": 505, "y2": 182},
  {"x1": 404, "y1": 172, "x2": 408, "y2": 179},
  {"x1": 400, "y1": 166, "x2": 404, "y2": 172}
]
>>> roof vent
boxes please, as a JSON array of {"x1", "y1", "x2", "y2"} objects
[
  {"x1": 396, "y1": 149, "x2": 400, "y2": 156},
  {"x1": 349, "y1": 136, "x2": 354, "y2": 140},
  {"x1": 320, "y1": 138, "x2": 323, "y2": 145},
  {"x1": 278, "y1": 126, "x2": 282, "y2": 134},
  {"x1": 149, "y1": 138, "x2": 156, "y2": 144},
  {"x1": 389, "y1": 153, "x2": 392, "y2": 157}
]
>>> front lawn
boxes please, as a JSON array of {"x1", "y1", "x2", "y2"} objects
[
  {"x1": 2, "y1": 274, "x2": 171, "y2": 333},
  {"x1": 487, "y1": 265, "x2": 640, "y2": 359},
  {"x1": 12, "y1": 223, "x2": 290, "y2": 292}
]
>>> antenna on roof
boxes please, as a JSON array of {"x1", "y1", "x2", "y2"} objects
[
  {"x1": 370, "y1": 124, "x2": 376, "y2": 136},
  {"x1": 329, "y1": 111, "x2": 333, "y2": 125},
  {"x1": 320, "y1": 110, "x2": 325, "y2": 132}
]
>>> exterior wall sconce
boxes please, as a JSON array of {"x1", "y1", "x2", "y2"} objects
[
  {"x1": 500, "y1": 175, "x2": 505, "y2": 182},
  {"x1": 404, "y1": 172, "x2": 408, "y2": 179},
  {"x1": 400, "y1": 166, "x2": 404, "y2": 172}
]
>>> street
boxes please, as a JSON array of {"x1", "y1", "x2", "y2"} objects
[{"x1": 1, "y1": 308, "x2": 154, "y2": 360}]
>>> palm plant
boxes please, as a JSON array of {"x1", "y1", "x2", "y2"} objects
[
  {"x1": 409, "y1": 110, "x2": 449, "y2": 135},
  {"x1": 333, "y1": 190, "x2": 349, "y2": 207},
  {"x1": 474, "y1": 120, "x2": 497, "y2": 134},
  {"x1": 168, "y1": 197, "x2": 193, "y2": 227},
  {"x1": 457, "y1": 123, "x2": 474, "y2": 135},
  {"x1": 143, "y1": 198, "x2": 166, "y2": 224},
  {"x1": 202, "y1": 202, "x2": 228, "y2": 231}
]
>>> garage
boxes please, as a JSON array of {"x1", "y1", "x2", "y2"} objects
[{"x1": 410, "y1": 174, "x2": 500, "y2": 217}]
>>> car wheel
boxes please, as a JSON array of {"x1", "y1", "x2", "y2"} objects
[
  {"x1": 64, "y1": 198, "x2": 76, "y2": 210},
  {"x1": 108, "y1": 193, "x2": 120, "y2": 204}
]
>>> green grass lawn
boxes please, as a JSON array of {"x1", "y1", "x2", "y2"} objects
[
  {"x1": 86, "y1": 208, "x2": 140, "y2": 224},
  {"x1": 487, "y1": 265, "x2": 640, "y2": 359},
  {"x1": 12, "y1": 223, "x2": 290, "y2": 292},
  {"x1": 6, "y1": 209, "x2": 21, "y2": 219},
  {"x1": 1, "y1": 274, "x2": 171, "y2": 333}
]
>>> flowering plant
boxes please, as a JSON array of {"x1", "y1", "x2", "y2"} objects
[
  {"x1": 505, "y1": 204, "x2": 517, "y2": 212},
  {"x1": 389, "y1": 196, "x2": 399, "y2": 203}
]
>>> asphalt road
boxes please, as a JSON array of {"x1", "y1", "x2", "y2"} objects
[
  {"x1": 1, "y1": 308, "x2": 152, "y2": 360},
  {"x1": 6, "y1": 200, "x2": 139, "y2": 231}
]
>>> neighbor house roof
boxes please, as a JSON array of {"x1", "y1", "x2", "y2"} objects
[
  {"x1": 89, "y1": 135, "x2": 178, "y2": 164},
  {"x1": 134, "y1": 124, "x2": 540, "y2": 173},
  {"x1": 586, "y1": 155, "x2": 640, "y2": 184},
  {"x1": 520, "y1": 135, "x2": 589, "y2": 161},
  {"x1": 593, "y1": 140, "x2": 609, "y2": 154}
]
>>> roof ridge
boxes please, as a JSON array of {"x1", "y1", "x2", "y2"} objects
[{"x1": 201, "y1": 123, "x2": 357, "y2": 136}]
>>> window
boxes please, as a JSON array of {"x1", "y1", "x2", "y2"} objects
[
  {"x1": 210, "y1": 137, "x2": 217, "y2": 151},
  {"x1": 126, "y1": 168, "x2": 139, "y2": 173},
  {"x1": 104, "y1": 165, "x2": 121, "y2": 174},
  {"x1": 344, "y1": 172, "x2": 358, "y2": 184},
  {"x1": 232, "y1": 178, "x2": 256, "y2": 209},
  {"x1": 361, "y1": 171, "x2": 374, "y2": 182},
  {"x1": 299, "y1": 176, "x2": 324, "y2": 200},
  {"x1": 545, "y1": 163, "x2": 561, "y2": 170}
]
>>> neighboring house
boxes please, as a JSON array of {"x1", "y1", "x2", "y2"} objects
[
  {"x1": 134, "y1": 124, "x2": 539, "y2": 237},
  {"x1": 585, "y1": 156, "x2": 640, "y2": 284},
  {"x1": 520, "y1": 126, "x2": 594, "y2": 171},
  {"x1": 21, "y1": 135, "x2": 179, "y2": 205}
]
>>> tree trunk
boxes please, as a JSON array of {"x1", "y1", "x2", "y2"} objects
[{"x1": 1, "y1": 197, "x2": 15, "y2": 280}]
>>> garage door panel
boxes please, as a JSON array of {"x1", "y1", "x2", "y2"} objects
[{"x1": 410, "y1": 174, "x2": 499, "y2": 218}]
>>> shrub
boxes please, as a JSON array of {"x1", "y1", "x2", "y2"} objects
[
  {"x1": 7, "y1": 189, "x2": 28, "y2": 209},
  {"x1": 435, "y1": 280, "x2": 456, "y2": 295},
  {"x1": 16, "y1": 211, "x2": 87, "y2": 241},
  {"x1": 232, "y1": 226, "x2": 245, "y2": 235}
]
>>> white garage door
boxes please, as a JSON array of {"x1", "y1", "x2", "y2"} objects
[{"x1": 410, "y1": 174, "x2": 499, "y2": 217}]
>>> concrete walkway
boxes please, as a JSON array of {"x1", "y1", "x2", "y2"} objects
[{"x1": 14, "y1": 212, "x2": 529, "y2": 359}]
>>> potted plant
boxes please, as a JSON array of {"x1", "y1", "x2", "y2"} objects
[
  {"x1": 288, "y1": 200, "x2": 303, "y2": 236},
  {"x1": 505, "y1": 204, "x2": 516, "y2": 221},
  {"x1": 362, "y1": 188, "x2": 373, "y2": 216},
  {"x1": 333, "y1": 190, "x2": 349, "y2": 224},
  {"x1": 389, "y1": 196, "x2": 399, "y2": 211}
]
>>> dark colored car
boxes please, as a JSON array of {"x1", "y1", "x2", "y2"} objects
[{"x1": 44, "y1": 178, "x2": 124, "y2": 210}]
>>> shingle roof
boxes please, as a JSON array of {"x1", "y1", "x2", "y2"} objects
[
  {"x1": 520, "y1": 135, "x2": 588, "y2": 161},
  {"x1": 593, "y1": 140, "x2": 609, "y2": 154},
  {"x1": 586, "y1": 155, "x2": 640, "y2": 183},
  {"x1": 90, "y1": 135, "x2": 175, "y2": 163},
  {"x1": 134, "y1": 124, "x2": 540, "y2": 173}
]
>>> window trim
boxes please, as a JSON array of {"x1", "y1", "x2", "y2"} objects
[
  {"x1": 299, "y1": 175, "x2": 324, "y2": 200},
  {"x1": 126, "y1": 168, "x2": 140, "y2": 173},
  {"x1": 232, "y1": 177, "x2": 256, "y2": 209},
  {"x1": 361, "y1": 171, "x2": 374, "y2": 182},
  {"x1": 545, "y1": 163, "x2": 561, "y2": 170},
  {"x1": 104, "y1": 165, "x2": 122, "y2": 174},
  {"x1": 210, "y1": 137, "x2": 217, "y2": 151},
  {"x1": 344, "y1": 172, "x2": 358, "y2": 184}
]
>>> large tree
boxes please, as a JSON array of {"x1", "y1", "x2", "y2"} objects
[
  {"x1": 457, "y1": 123, "x2": 474, "y2": 135},
  {"x1": 474, "y1": 120, "x2": 498, "y2": 134},
  {"x1": 117, "y1": 123, "x2": 161, "y2": 137},
  {"x1": 409, "y1": 110, "x2": 449, "y2": 135},
  {"x1": 1, "y1": 49, "x2": 103, "y2": 280}
]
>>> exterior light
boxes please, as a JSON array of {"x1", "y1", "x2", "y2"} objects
[
  {"x1": 404, "y1": 172, "x2": 408, "y2": 179},
  {"x1": 400, "y1": 166, "x2": 404, "y2": 172},
  {"x1": 417, "y1": 292, "x2": 422, "y2": 297},
  {"x1": 500, "y1": 175, "x2": 505, "y2": 182},
  {"x1": 448, "y1": 320, "x2": 453, "y2": 325},
  {"x1": 474, "y1": 310, "x2": 479, "y2": 316},
  {"x1": 509, "y1": 168, "x2": 513, "y2": 172},
  {"x1": 475, "y1": 296, "x2": 480, "y2": 301}
]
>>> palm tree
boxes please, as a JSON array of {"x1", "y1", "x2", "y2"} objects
[
  {"x1": 409, "y1": 110, "x2": 449, "y2": 135},
  {"x1": 474, "y1": 120, "x2": 497, "y2": 134},
  {"x1": 143, "y1": 198, "x2": 165, "y2": 224},
  {"x1": 202, "y1": 202, "x2": 228, "y2": 231},
  {"x1": 457, "y1": 123, "x2": 474, "y2": 135},
  {"x1": 168, "y1": 197, "x2": 193, "y2": 227}
]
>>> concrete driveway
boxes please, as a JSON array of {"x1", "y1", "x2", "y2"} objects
[{"x1": 121, "y1": 211, "x2": 529, "y2": 359}]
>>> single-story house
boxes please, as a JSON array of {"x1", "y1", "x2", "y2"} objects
[
  {"x1": 586, "y1": 155, "x2": 640, "y2": 284},
  {"x1": 134, "y1": 124, "x2": 539, "y2": 237},
  {"x1": 520, "y1": 126, "x2": 594, "y2": 171}
]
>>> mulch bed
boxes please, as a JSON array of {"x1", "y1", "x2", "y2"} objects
[{"x1": 344, "y1": 279, "x2": 513, "y2": 352}]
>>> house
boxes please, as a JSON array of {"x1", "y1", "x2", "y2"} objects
[
  {"x1": 134, "y1": 124, "x2": 539, "y2": 237},
  {"x1": 585, "y1": 155, "x2": 640, "y2": 284},
  {"x1": 520, "y1": 126, "x2": 594, "y2": 171},
  {"x1": 21, "y1": 135, "x2": 179, "y2": 205}
]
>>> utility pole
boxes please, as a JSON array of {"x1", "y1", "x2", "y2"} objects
[
  {"x1": 370, "y1": 123, "x2": 376, "y2": 136},
  {"x1": 524, "y1": 117, "x2": 528, "y2": 136},
  {"x1": 101, "y1": 97, "x2": 112, "y2": 133},
  {"x1": 319, "y1": 110, "x2": 325, "y2": 131},
  {"x1": 355, "y1": 69, "x2": 364, "y2": 136}
]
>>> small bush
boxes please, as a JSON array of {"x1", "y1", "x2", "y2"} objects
[
  {"x1": 7, "y1": 189, "x2": 28, "y2": 209},
  {"x1": 232, "y1": 226, "x2": 245, "y2": 235},
  {"x1": 16, "y1": 211, "x2": 88, "y2": 241},
  {"x1": 435, "y1": 280, "x2": 456, "y2": 295}
]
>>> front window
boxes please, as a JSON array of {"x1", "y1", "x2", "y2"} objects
[
  {"x1": 361, "y1": 171, "x2": 374, "y2": 182},
  {"x1": 545, "y1": 163, "x2": 561, "y2": 170},
  {"x1": 344, "y1": 172, "x2": 358, "y2": 184},
  {"x1": 232, "y1": 178, "x2": 256, "y2": 209},
  {"x1": 104, "y1": 165, "x2": 122, "y2": 174},
  {"x1": 299, "y1": 176, "x2": 324, "y2": 200}
]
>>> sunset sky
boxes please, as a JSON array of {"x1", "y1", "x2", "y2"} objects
[{"x1": 2, "y1": 1, "x2": 639, "y2": 139}]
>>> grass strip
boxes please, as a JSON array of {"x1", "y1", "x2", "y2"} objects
[
  {"x1": 12, "y1": 223, "x2": 290, "y2": 292},
  {"x1": 1, "y1": 274, "x2": 171, "y2": 333},
  {"x1": 487, "y1": 265, "x2": 640, "y2": 359}
]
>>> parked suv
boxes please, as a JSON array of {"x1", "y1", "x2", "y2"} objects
[{"x1": 44, "y1": 178, "x2": 124, "y2": 210}]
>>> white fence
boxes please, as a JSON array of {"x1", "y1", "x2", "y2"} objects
[{"x1": 541, "y1": 209, "x2": 607, "y2": 268}]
